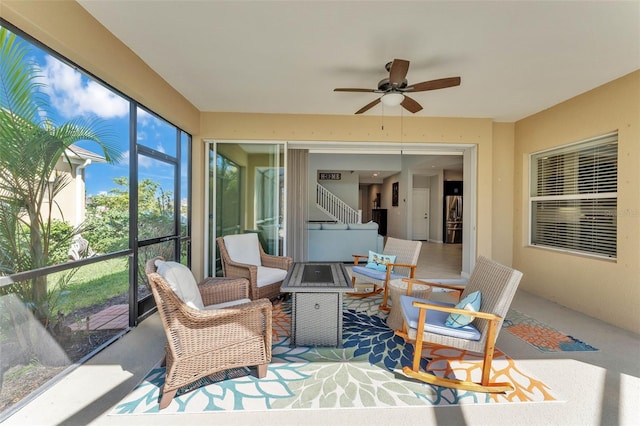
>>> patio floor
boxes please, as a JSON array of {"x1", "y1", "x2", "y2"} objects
[
  {"x1": 69, "y1": 305, "x2": 129, "y2": 331},
  {"x1": 3, "y1": 288, "x2": 639, "y2": 425}
]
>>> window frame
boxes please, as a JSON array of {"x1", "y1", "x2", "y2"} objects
[
  {"x1": 0, "y1": 19, "x2": 193, "y2": 320},
  {"x1": 528, "y1": 132, "x2": 618, "y2": 260}
]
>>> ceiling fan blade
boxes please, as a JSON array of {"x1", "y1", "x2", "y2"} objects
[
  {"x1": 388, "y1": 59, "x2": 410, "y2": 87},
  {"x1": 355, "y1": 98, "x2": 381, "y2": 114},
  {"x1": 334, "y1": 88, "x2": 376, "y2": 92},
  {"x1": 409, "y1": 77, "x2": 461, "y2": 92},
  {"x1": 401, "y1": 95, "x2": 423, "y2": 113}
]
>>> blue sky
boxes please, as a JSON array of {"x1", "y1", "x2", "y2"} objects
[{"x1": 29, "y1": 41, "x2": 185, "y2": 200}]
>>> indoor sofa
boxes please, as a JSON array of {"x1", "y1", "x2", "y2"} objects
[{"x1": 307, "y1": 222, "x2": 384, "y2": 262}]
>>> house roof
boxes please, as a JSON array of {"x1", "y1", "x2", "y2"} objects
[
  {"x1": 77, "y1": 1, "x2": 640, "y2": 122},
  {"x1": 66, "y1": 144, "x2": 106, "y2": 164}
]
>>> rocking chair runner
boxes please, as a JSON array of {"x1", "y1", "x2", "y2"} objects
[
  {"x1": 395, "y1": 256, "x2": 523, "y2": 393},
  {"x1": 348, "y1": 237, "x2": 422, "y2": 311}
]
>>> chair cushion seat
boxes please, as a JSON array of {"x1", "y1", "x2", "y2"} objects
[
  {"x1": 205, "y1": 298, "x2": 252, "y2": 310},
  {"x1": 257, "y1": 266, "x2": 288, "y2": 287},
  {"x1": 352, "y1": 265, "x2": 402, "y2": 281},
  {"x1": 400, "y1": 295, "x2": 482, "y2": 341}
]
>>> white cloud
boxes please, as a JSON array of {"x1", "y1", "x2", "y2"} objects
[
  {"x1": 40, "y1": 56, "x2": 128, "y2": 119},
  {"x1": 122, "y1": 150, "x2": 153, "y2": 169},
  {"x1": 137, "y1": 108, "x2": 152, "y2": 125},
  {"x1": 138, "y1": 155, "x2": 153, "y2": 169}
]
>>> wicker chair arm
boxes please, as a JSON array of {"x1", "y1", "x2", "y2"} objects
[
  {"x1": 198, "y1": 277, "x2": 250, "y2": 305},
  {"x1": 174, "y1": 297, "x2": 272, "y2": 323},
  {"x1": 222, "y1": 257, "x2": 257, "y2": 271},
  {"x1": 260, "y1": 253, "x2": 293, "y2": 270}
]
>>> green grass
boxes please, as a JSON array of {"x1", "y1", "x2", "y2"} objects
[{"x1": 50, "y1": 258, "x2": 129, "y2": 315}]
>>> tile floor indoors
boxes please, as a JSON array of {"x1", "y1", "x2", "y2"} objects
[{"x1": 3, "y1": 243, "x2": 639, "y2": 426}]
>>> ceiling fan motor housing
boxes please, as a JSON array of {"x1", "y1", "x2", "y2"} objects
[
  {"x1": 334, "y1": 59, "x2": 460, "y2": 114},
  {"x1": 377, "y1": 78, "x2": 409, "y2": 92}
]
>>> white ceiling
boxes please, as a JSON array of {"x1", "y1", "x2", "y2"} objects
[{"x1": 78, "y1": 1, "x2": 640, "y2": 122}]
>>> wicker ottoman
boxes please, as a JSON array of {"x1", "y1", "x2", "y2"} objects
[{"x1": 387, "y1": 279, "x2": 433, "y2": 331}]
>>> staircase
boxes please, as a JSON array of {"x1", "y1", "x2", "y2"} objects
[{"x1": 316, "y1": 183, "x2": 362, "y2": 224}]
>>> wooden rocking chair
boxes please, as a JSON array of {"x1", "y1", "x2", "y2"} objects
[
  {"x1": 395, "y1": 256, "x2": 523, "y2": 393},
  {"x1": 348, "y1": 237, "x2": 422, "y2": 311}
]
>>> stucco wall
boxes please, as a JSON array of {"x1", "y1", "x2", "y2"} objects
[
  {"x1": 513, "y1": 70, "x2": 640, "y2": 334},
  {"x1": 491, "y1": 122, "x2": 515, "y2": 266}
]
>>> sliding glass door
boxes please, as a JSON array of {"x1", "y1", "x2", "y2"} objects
[{"x1": 206, "y1": 142, "x2": 285, "y2": 276}]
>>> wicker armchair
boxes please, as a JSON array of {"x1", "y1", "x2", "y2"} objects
[
  {"x1": 217, "y1": 233, "x2": 293, "y2": 300},
  {"x1": 145, "y1": 257, "x2": 272, "y2": 409}
]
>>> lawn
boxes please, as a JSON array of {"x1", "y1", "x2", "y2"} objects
[{"x1": 51, "y1": 257, "x2": 129, "y2": 316}]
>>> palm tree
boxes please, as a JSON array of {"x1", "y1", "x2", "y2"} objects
[{"x1": 0, "y1": 26, "x2": 121, "y2": 323}]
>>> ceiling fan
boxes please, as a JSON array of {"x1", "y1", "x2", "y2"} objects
[{"x1": 334, "y1": 59, "x2": 461, "y2": 114}]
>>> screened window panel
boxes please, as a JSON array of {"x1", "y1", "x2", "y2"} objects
[{"x1": 530, "y1": 133, "x2": 617, "y2": 259}]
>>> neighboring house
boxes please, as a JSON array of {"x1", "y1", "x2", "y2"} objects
[{"x1": 47, "y1": 144, "x2": 105, "y2": 227}]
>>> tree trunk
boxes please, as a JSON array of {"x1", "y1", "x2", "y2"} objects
[{"x1": 28, "y1": 212, "x2": 49, "y2": 322}]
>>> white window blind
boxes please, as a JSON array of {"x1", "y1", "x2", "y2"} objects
[{"x1": 530, "y1": 133, "x2": 617, "y2": 259}]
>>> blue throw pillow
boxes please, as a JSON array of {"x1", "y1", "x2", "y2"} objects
[
  {"x1": 445, "y1": 291, "x2": 482, "y2": 328},
  {"x1": 365, "y1": 251, "x2": 396, "y2": 272}
]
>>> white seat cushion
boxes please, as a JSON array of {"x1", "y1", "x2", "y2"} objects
[
  {"x1": 223, "y1": 233, "x2": 262, "y2": 266},
  {"x1": 256, "y1": 266, "x2": 288, "y2": 287},
  {"x1": 205, "y1": 298, "x2": 252, "y2": 310},
  {"x1": 155, "y1": 260, "x2": 204, "y2": 310}
]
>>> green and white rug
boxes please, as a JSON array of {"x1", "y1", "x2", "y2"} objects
[{"x1": 112, "y1": 295, "x2": 556, "y2": 414}]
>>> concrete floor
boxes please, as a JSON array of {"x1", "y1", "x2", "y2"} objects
[{"x1": 4, "y1": 244, "x2": 640, "y2": 425}]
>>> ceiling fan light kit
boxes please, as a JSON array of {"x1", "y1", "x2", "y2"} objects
[
  {"x1": 381, "y1": 93, "x2": 404, "y2": 106},
  {"x1": 334, "y1": 59, "x2": 461, "y2": 115}
]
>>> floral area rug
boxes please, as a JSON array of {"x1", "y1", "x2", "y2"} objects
[
  {"x1": 503, "y1": 309, "x2": 598, "y2": 352},
  {"x1": 111, "y1": 295, "x2": 556, "y2": 415}
]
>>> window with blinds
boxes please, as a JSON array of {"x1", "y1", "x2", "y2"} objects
[{"x1": 529, "y1": 133, "x2": 617, "y2": 259}]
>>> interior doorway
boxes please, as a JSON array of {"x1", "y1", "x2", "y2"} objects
[{"x1": 412, "y1": 188, "x2": 430, "y2": 240}]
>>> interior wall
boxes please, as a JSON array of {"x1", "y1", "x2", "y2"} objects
[
  {"x1": 383, "y1": 173, "x2": 403, "y2": 238},
  {"x1": 307, "y1": 153, "x2": 400, "y2": 221},
  {"x1": 367, "y1": 184, "x2": 383, "y2": 223},
  {"x1": 430, "y1": 174, "x2": 444, "y2": 242},
  {"x1": 513, "y1": 70, "x2": 640, "y2": 334}
]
